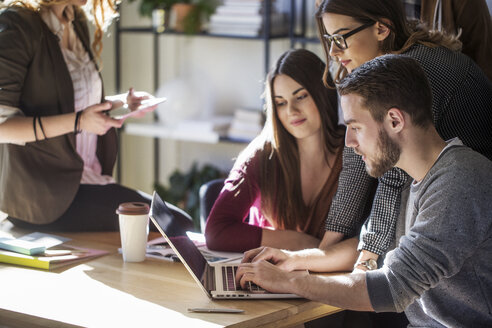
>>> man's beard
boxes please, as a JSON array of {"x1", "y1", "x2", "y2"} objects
[{"x1": 365, "y1": 128, "x2": 401, "y2": 178}]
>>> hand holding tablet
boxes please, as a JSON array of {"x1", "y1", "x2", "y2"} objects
[{"x1": 108, "y1": 97, "x2": 167, "y2": 120}]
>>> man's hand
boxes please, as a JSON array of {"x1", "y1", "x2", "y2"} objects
[
  {"x1": 241, "y1": 246, "x2": 299, "y2": 271},
  {"x1": 236, "y1": 260, "x2": 308, "y2": 293}
]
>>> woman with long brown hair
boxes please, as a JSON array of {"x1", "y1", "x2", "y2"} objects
[
  {"x1": 0, "y1": 0, "x2": 182, "y2": 231},
  {"x1": 314, "y1": 0, "x2": 492, "y2": 271},
  {"x1": 205, "y1": 49, "x2": 345, "y2": 252}
]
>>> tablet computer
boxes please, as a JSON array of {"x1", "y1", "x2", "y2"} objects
[{"x1": 109, "y1": 97, "x2": 166, "y2": 120}]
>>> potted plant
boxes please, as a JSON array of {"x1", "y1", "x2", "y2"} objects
[
  {"x1": 129, "y1": 0, "x2": 218, "y2": 34},
  {"x1": 129, "y1": 0, "x2": 178, "y2": 17},
  {"x1": 172, "y1": 0, "x2": 219, "y2": 34},
  {"x1": 154, "y1": 162, "x2": 226, "y2": 230},
  {"x1": 128, "y1": 0, "x2": 177, "y2": 32}
]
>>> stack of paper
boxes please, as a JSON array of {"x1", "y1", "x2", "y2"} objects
[{"x1": 144, "y1": 232, "x2": 243, "y2": 263}]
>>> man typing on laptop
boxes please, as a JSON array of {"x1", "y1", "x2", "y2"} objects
[
  {"x1": 235, "y1": 55, "x2": 492, "y2": 327},
  {"x1": 149, "y1": 191, "x2": 299, "y2": 299}
]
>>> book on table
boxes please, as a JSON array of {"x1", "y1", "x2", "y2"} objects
[
  {"x1": 0, "y1": 232, "x2": 109, "y2": 270},
  {"x1": 0, "y1": 237, "x2": 46, "y2": 255}
]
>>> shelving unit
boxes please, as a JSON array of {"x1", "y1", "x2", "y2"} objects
[
  {"x1": 288, "y1": 0, "x2": 321, "y2": 48},
  {"x1": 115, "y1": 0, "x2": 287, "y2": 91},
  {"x1": 124, "y1": 122, "x2": 247, "y2": 144},
  {"x1": 114, "y1": 0, "x2": 324, "y2": 186},
  {"x1": 114, "y1": 0, "x2": 288, "y2": 183}
]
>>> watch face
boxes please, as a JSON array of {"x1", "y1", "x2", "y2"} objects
[
  {"x1": 367, "y1": 259, "x2": 378, "y2": 270},
  {"x1": 355, "y1": 258, "x2": 379, "y2": 271}
]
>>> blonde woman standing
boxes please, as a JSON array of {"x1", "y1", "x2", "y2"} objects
[{"x1": 0, "y1": 0, "x2": 176, "y2": 231}]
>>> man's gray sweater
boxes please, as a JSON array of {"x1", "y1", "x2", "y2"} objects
[{"x1": 366, "y1": 143, "x2": 492, "y2": 327}]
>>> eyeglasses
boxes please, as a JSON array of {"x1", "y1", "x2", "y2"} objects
[{"x1": 322, "y1": 22, "x2": 375, "y2": 50}]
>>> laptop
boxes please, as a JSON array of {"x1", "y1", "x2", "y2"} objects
[{"x1": 149, "y1": 191, "x2": 300, "y2": 299}]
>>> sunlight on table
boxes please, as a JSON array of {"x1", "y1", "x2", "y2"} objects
[{"x1": 0, "y1": 264, "x2": 221, "y2": 327}]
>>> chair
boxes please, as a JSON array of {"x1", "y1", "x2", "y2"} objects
[
  {"x1": 164, "y1": 200, "x2": 196, "y2": 234},
  {"x1": 198, "y1": 178, "x2": 225, "y2": 233},
  {"x1": 150, "y1": 191, "x2": 196, "y2": 235}
]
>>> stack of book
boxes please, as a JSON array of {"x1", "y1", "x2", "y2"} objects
[
  {"x1": 208, "y1": 0, "x2": 288, "y2": 37},
  {"x1": 176, "y1": 116, "x2": 233, "y2": 137},
  {"x1": 228, "y1": 108, "x2": 265, "y2": 142},
  {"x1": 0, "y1": 232, "x2": 108, "y2": 270},
  {"x1": 172, "y1": 116, "x2": 233, "y2": 143}
]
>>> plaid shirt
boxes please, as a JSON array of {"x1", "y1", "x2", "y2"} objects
[{"x1": 326, "y1": 43, "x2": 492, "y2": 255}]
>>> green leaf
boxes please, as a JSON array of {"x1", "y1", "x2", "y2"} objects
[{"x1": 154, "y1": 162, "x2": 226, "y2": 230}]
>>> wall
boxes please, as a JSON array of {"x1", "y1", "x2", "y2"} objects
[{"x1": 101, "y1": 0, "x2": 322, "y2": 194}]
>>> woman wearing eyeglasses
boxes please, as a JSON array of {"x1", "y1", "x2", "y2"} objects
[{"x1": 315, "y1": 0, "x2": 492, "y2": 270}]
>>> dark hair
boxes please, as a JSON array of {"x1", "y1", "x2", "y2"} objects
[
  {"x1": 316, "y1": 0, "x2": 461, "y2": 85},
  {"x1": 266, "y1": 48, "x2": 341, "y2": 155},
  {"x1": 236, "y1": 49, "x2": 344, "y2": 230},
  {"x1": 337, "y1": 54, "x2": 433, "y2": 127}
]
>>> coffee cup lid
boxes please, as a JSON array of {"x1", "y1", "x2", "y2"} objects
[{"x1": 116, "y1": 202, "x2": 150, "y2": 215}]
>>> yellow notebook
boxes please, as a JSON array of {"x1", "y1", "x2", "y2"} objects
[{"x1": 0, "y1": 245, "x2": 108, "y2": 270}]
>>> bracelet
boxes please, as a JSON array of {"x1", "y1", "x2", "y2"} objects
[
  {"x1": 37, "y1": 116, "x2": 47, "y2": 140},
  {"x1": 32, "y1": 115, "x2": 39, "y2": 141},
  {"x1": 74, "y1": 111, "x2": 82, "y2": 135}
]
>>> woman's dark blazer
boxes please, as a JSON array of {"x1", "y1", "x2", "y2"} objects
[{"x1": 0, "y1": 6, "x2": 117, "y2": 224}]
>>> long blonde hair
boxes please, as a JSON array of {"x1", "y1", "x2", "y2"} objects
[
  {"x1": 316, "y1": 0, "x2": 461, "y2": 86},
  {"x1": 3, "y1": 0, "x2": 118, "y2": 61}
]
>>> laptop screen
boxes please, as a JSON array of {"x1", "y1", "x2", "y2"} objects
[
  {"x1": 167, "y1": 236, "x2": 207, "y2": 280},
  {"x1": 150, "y1": 192, "x2": 207, "y2": 282},
  {"x1": 150, "y1": 190, "x2": 190, "y2": 237}
]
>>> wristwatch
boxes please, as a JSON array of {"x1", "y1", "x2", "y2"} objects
[{"x1": 354, "y1": 258, "x2": 378, "y2": 271}]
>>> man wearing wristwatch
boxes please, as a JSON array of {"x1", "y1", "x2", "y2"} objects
[
  {"x1": 236, "y1": 56, "x2": 492, "y2": 328},
  {"x1": 354, "y1": 258, "x2": 378, "y2": 271}
]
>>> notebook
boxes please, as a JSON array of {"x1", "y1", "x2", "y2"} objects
[{"x1": 149, "y1": 191, "x2": 300, "y2": 299}]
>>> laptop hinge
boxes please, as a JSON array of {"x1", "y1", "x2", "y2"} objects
[{"x1": 203, "y1": 265, "x2": 216, "y2": 291}]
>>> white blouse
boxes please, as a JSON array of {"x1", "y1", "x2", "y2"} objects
[{"x1": 4, "y1": 7, "x2": 114, "y2": 185}]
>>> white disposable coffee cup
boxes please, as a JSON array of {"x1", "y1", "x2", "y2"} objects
[{"x1": 116, "y1": 202, "x2": 150, "y2": 262}]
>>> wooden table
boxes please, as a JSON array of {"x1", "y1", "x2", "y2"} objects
[{"x1": 0, "y1": 219, "x2": 342, "y2": 327}]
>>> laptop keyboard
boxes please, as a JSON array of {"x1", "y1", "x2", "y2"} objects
[{"x1": 222, "y1": 265, "x2": 265, "y2": 292}]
